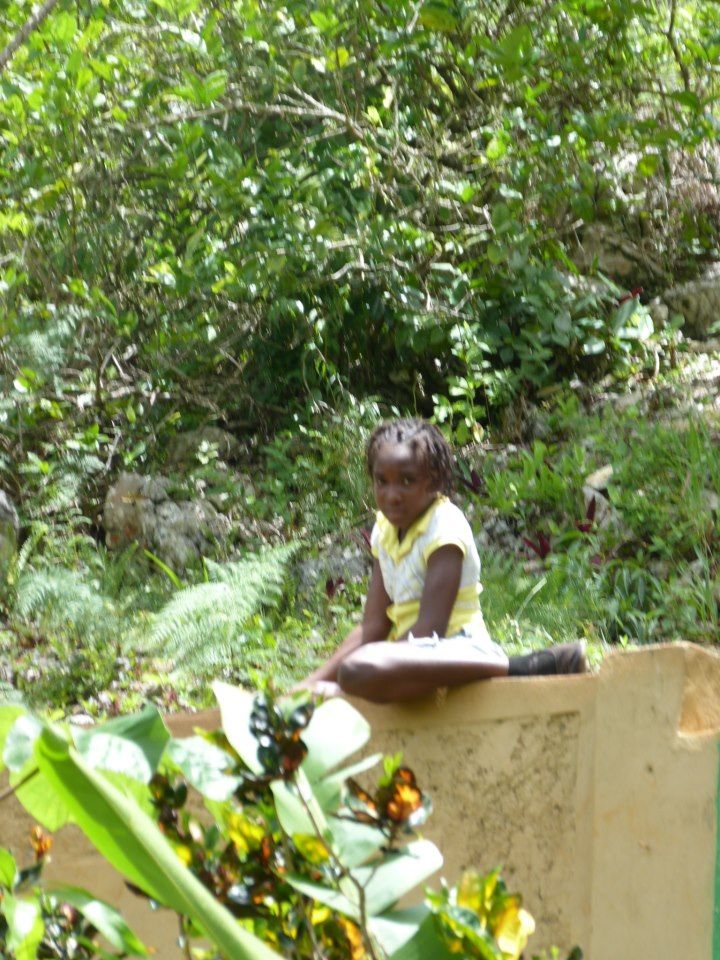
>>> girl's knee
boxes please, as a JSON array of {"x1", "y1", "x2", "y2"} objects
[{"x1": 337, "y1": 653, "x2": 390, "y2": 701}]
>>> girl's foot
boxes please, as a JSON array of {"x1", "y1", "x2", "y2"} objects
[{"x1": 508, "y1": 642, "x2": 588, "y2": 677}]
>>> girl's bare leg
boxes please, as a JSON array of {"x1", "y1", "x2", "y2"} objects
[{"x1": 337, "y1": 641, "x2": 509, "y2": 703}]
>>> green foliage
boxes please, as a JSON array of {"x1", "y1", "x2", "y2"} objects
[
  {"x1": 249, "y1": 400, "x2": 381, "y2": 538},
  {"x1": 0, "y1": 834, "x2": 147, "y2": 958},
  {"x1": 0, "y1": 689, "x2": 552, "y2": 959},
  {"x1": 1, "y1": 0, "x2": 716, "y2": 473},
  {"x1": 142, "y1": 543, "x2": 300, "y2": 677},
  {"x1": 466, "y1": 405, "x2": 720, "y2": 650}
]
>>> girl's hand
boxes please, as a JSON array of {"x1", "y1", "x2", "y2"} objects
[
  {"x1": 288, "y1": 679, "x2": 342, "y2": 699},
  {"x1": 308, "y1": 680, "x2": 342, "y2": 699}
]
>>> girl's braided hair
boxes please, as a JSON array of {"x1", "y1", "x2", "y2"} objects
[{"x1": 366, "y1": 418, "x2": 454, "y2": 495}]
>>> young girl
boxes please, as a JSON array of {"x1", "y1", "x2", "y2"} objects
[{"x1": 302, "y1": 418, "x2": 586, "y2": 703}]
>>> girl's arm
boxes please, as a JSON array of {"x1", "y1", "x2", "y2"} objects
[
  {"x1": 299, "y1": 560, "x2": 392, "y2": 685},
  {"x1": 361, "y1": 559, "x2": 393, "y2": 642},
  {"x1": 397, "y1": 544, "x2": 463, "y2": 641}
]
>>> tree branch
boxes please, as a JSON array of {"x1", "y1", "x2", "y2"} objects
[{"x1": 0, "y1": 0, "x2": 64, "y2": 76}]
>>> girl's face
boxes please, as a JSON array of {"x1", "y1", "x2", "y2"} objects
[{"x1": 372, "y1": 441, "x2": 438, "y2": 532}]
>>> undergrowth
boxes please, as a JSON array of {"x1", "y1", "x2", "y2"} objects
[{"x1": 1, "y1": 381, "x2": 719, "y2": 716}]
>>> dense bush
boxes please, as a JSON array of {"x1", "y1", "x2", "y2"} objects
[{"x1": 2, "y1": 0, "x2": 718, "y2": 472}]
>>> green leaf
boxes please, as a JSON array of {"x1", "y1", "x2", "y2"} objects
[
  {"x1": 310, "y1": 10, "x2": 338, "y2": 33},
  {"x1": 0, "y1": 847, "x2": 17, "y2": 888},
  {"x1": 164, "y1": 736, "x2": 240, "y2": 800},
  {"x1": 73, "y1": 706, "x2": 170, "y2": 783},
  {"x1": 353, "y1": 840, "x2": 443, "y2": 915},
  {"x1": 387, "y1": 912, "x2": 457, "y2": 960},
  {"x1": 10, "y1": 757, "x2": 72, "y2": 831},
  {"x1": 212, "y1": 682, "x2": 262, "y2": 774},
  {"x1": 419, "y1": 2, "x2": 458, "y2": 31},
  {"x1": 4, "y1": 716, "x2": 42, "y2": 772},
  {"x1": 636, "y1": 153, "x2": 659, "y2": 177},
  {"x1": 284, "y1": 873, "x2": 358, "y2": 917},
  {"x1": 582, "y1": 336, "x2": 606, "y2": 356},
  {"x1": 271, "y1": 780, "x2": 316, "y2": 836},
  {"x1": 486, "y1": 135, "x2": 507, "y2": 161},
  {"x1": 301, "y1": 698, "x2": 370, "y2": 779},
  {"x1": 0, "y1": 706, "x2": 26, "y2": 773},
  {"x1": 49, "y1": 11, "x2": 76, "y2": 44},
  {"x1": 33, "y1": 727, "x2": 282, "y2": 960},
  {"x1": 328, "y1": 816, "x2": 386, "y2": 869},
  {"x1": 370, "y1": 905, "x2": 434, "y2": 956},
  {"x1": 313, "y1": 752, "x2": 382, "y2": 809},
  {"x1": 52, "y1": 887, "x2": 148, "y2": 956},
  {"x1": 1, "y1": 893, "x2": 44, "y2": 960},
  {"x1": 202, "y1": 70, "x2": 227, "y2": 104}
]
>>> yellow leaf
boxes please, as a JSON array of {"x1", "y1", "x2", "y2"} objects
[
  {"x1": 174, "y1": 844, "x2": 193, "y2": 867},
  {"x1": 293, "y1": 833, "x2": 329, "y2": 864},
  {"x1": 224, "y1": 811, "x2": 265, "y2": 854},
  {"x1": 494, "y1": 906, "x2": 535, "y2": 959}
]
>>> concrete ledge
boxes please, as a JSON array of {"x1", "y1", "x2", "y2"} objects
[{"x1": 2, "y1": 643, "x2": 720, "y2": 959}]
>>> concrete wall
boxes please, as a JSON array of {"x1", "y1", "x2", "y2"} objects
[{"x1": 2, "y1": 643, "x2": 720, "y2": 959}]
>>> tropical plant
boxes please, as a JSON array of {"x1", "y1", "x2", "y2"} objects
[
  {"x1": 0, "y1": 831, "x2": 148, "y2": 959},
  {"x1": 0, "y1": 689, "x2": 549, "y2": 959}
]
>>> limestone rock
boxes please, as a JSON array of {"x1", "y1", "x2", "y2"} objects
[
  {"x1": 663, "y1": 264, "x2": 720, "y2": 339},
  {"x1": 104, "y1": 473, "x2": 231, "y2": 570},
  {"x1": 296, "y1": 545, "x2": 372, "y2": 597},
  {"x1": 571, "y1": 224, "x2": 663, "y2": 283},
  {"x1": 585, "y1": 465, "x2": 614, "y2": 492},
  {"x1": 582, "y1": 485, "x2": 631, "y2": 539}
]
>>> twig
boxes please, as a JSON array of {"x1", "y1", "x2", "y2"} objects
[
  {"x1": 666, "y1": 0, "x2": 691, "y2": 93},
  {"x1": 0, "y1": 0, "x2": 63, "y2": 75},
  {"x1": 0, "y1": 766, "x2": 39, "y2": 803}
]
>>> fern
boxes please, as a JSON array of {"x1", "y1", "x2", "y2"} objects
[
  {"x1": 141, "y1": 542, "x2": 300, "y2": 677},
  {"x1": 14, "y1": 566, "x2": 123, "y2": 647}
]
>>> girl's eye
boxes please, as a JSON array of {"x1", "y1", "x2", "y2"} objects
[{"x1": 402, "y1": 477, "x2": 414, "y2": 487}]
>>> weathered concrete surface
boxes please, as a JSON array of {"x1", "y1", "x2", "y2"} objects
[{"x1": 2, "y1": 644, "x2": 719, "y2": 959}]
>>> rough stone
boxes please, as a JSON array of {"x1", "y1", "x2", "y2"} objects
[
  {"x1": 582, "y1": 485, "x2": 631, "y2": 539},
  {"x1": 663, "y1": 263, "x2": 720, "y2": 339},
  {"x1": 648, "y1": 297, "x2": 669, "y2": 329},
  {"x1": 584, "y1": 465, "x2": 614, "y2": 492},
  {"x1": 473, "y1": 507, "x2": 526, "y2": 557},
  {"x1": 571, "y1": 223, "x2": 663, "y2": 283},
  {"x1": 296, "y1": 545, "x2": 372, "y2": 597},
  {"x1": 103, "y1": 472, "x2": 231, "y2": 570}
]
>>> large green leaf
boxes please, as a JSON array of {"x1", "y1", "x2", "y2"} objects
[
  {"x1": 164, "y1": 735, "x2": 240, "y2": 800},
  {"x1": 0, "y1": 706, "x2": 26, "y2": 773},
  {"x1": 312, "y1": 752, "x2": 382, "y2": 809},
  {"x1": 0, "y1": 847, "x2": 17, "y2": 887},
  {"x1": 53, "y1": 886, "x2": 148, "y2": 957},
  {"x1": 73, "y1": 705, "x2": 170, "y2": 783},
  {"x1": 3, "y1": 715, "x2": 41, "y2": 772},
  {"x1": 370, "y1": 905, "x2": 434, "y2": 956},
  {"x1": 271, "y1": 779, "x2": 316, "y2": 836},
  {"x1": 33, "y1": 726, "x2": 282, "y2": 960},
  {"x1": 0, "y1": 893, "x2": 44, "y2": 960},
  {"x1": 351, "y1": 840, "x2": 443, "y2": 915},
  {"x1": 212, "y1": 682, "x2": 262, "y2": 774},
  {"x1": 283, "y1": 872, "x2": 358, "y2": 918},
  {"x1": 386, "y1": 912, "x2": 458, "y2": 960},
  {"x1": 10, "y1": 755, "x2": 72, "y2": 831},
  {"x1": 301, "y1": 698, "x2": 370, "y2": 779},
  {"x1": 327, "y1": 816, "x2": 386, "y2": 869}
]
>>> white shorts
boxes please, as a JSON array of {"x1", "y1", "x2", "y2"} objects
[{"x1": 407, "y1": 626, "x2": 505, "y2": 661}]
